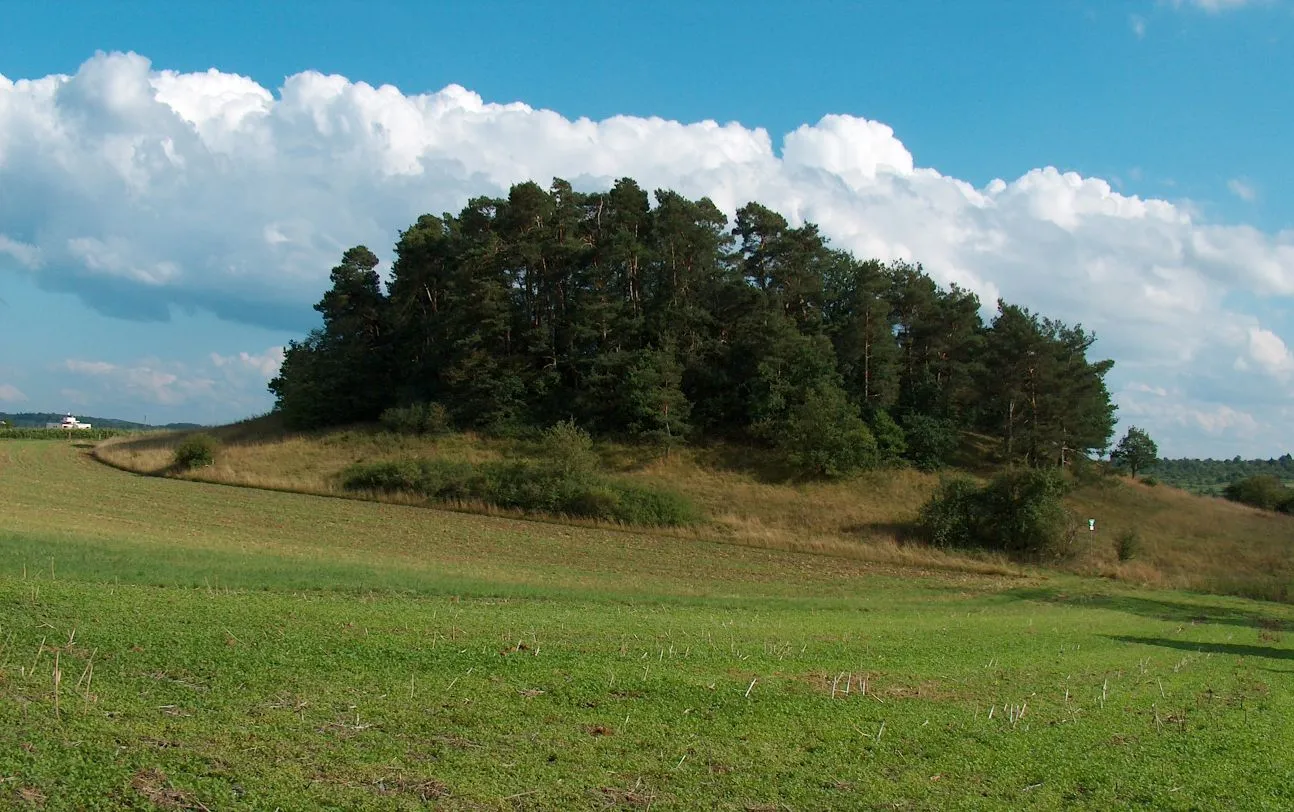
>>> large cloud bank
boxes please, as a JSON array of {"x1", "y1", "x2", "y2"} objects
[{"x1": 2, "y1": 52, "x2": 1292, "y2": 454}]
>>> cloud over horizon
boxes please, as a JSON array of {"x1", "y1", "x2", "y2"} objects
[{"x1": 1, "y1": 51, "x2": 1292, "y2": 456}]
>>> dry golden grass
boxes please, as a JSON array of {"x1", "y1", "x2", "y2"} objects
[{"x1": 95, "y1": 417, "x2": 1294, "y2": 600}]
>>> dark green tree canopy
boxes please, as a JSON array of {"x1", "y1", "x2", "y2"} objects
[
  {"x1": 270, "y1": 177, "x2": 1118, "y2": 472},
  {"x1": 1111, "y1": 426, "x2": 1159, "y2": 479}
]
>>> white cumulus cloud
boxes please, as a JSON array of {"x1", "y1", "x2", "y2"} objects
[
  {"x1": 62, "y1": 357, "x2": 215, "y2": 406},
  {"x1": 1170, "y1": 0, "x2": 1270, "y2": 11},
  {"x1": 2, "y1": 52, "x2": 1292, "y2": 456},
  {"x1": 210, "y1": 346, "x2": 285, "y2": 378},
  {"x1": 0, "y1": 383, "x2": 27, "y2": 402},
  {"x1": 1228, "y1": 178, "x2": 1257, "y2": 202}
]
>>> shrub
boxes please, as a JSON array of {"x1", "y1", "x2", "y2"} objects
[
  {"x1": 917, "y1": 475, "x2": 981, "y2": 549},
  {"x1": 1223, "y1": 475, "x2": 1291, "y2": 512},
  {"x1": 341, "y1": 458, "x2": 472, "y2": 495},
  {"x1": 539, "y1": 420, "x2": 599, "y2": 481},
  {"x1": 379, "y1": 402, "x2": 452, "y2": 436},
  {"x1": 1115, "y1": 528, "x2": 1142, "y2": 562},
  {"x1": 1141, "y1": 476, "x2": 1159, "y2": 487},
  {"x1": 778, "y1": 384, "x2": 878, "y2": 478},
  {"x1": 901, "y1": 413, "x2": 958, "y2": 471},
  {"x1": 340, "y1": 455, "x2": 698, "y2": 527},
  {"x1": 173, "y1": 434, "x2": 218, "y2": 470},
  {"x1": 917, "y1": 467, "x2": 1078, "y2": 561},
  {"x1": 867, "y1": 409, "x2": 907, "y2": 464}
]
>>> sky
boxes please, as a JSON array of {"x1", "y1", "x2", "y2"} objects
[{"x1": 0, "y1": 0, "x2": 1291, "y2": 456}]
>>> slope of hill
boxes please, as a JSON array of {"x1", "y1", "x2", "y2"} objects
[{"x1": 95, "y1": 416, "x2": 1294, "y2": 603}]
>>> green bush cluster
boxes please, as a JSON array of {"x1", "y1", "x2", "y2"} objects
[
  {"x1": 378, "y1": 402, "x2": 452, "y2": 436},
  {"x1": 917, "y1": 467, "x2": 1078, "y2": 560},
  {"x1": 341, "y1": 454, "x2": 699, "y2": 527},
  {"x1": 1223, "y1": 475, "x2": 1294, "y2": 513},
  {"x1": 173, "y1": 434, "x2": 218, "y2": 470}
]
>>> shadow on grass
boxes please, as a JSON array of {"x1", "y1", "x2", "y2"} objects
[
  {"x1": 691, "y1": 442, "x2": 799, "y2": 484},
  {"x1": 1006, "y1": 587, "x2": 1291, "y2": 631},
  {"x1": 1108, "y1": 635, "x2": 1294, "y2": 661},
  {"x1": 843, "y1": 521, "x2": 921, "y2": 544}
]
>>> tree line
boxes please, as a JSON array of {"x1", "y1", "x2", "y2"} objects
[
  {"x1": 1149, "y1": 454, "x2": 1294, "y2": 496},
  {"x1": 270, "y1": 177, "x2": 1117, "y2": 473}
]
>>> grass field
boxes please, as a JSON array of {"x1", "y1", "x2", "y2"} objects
[{"x1": 3, "y1": 439, "x2": 1294, "y2": 810}]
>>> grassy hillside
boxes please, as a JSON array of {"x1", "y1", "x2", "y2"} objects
[
  {"x1": 96, "y1": 417, "x2": 1294, "y2": 601},
  {"x1": 2, "y1": 439, "x2": 1293, "y2": 809}
]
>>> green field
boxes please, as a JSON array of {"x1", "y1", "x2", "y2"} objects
[{"x1": 2, "y1": 440, "x2": 1293, "y2": 810}]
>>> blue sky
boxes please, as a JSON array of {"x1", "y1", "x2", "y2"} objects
[{"x1": 1, "y1": 1, "x2": 1291, "y2": 455}]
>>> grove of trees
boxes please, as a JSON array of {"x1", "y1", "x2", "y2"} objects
[{"x1": 270, "y1": 178, "x2": 1118, "y2": 474}]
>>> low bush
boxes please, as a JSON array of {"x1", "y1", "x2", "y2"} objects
[
  {"x1": 777, "y1": 384, "x2": 878, "y2": 478},
  {"x1": 340, "y1": 457, "x2": 699, "y2": 527},
  {"x1": 1115, "y1": 528, "x2": 1142, "y2": 562},
  {"x1": 1223, "y1": 475, "x2": 1293, "y2": 512},
  {"x1": 539, "y1": 420, "x2": 599, "y2": 481},
  {"x1": 173, "y1": 434, "x2": 218, "y2": 470},
  {"x1": 917, "y1": 467, "x2": 1078, "y2": 560},
  {"x1": 901, "y1": 413, "x2": 959, "y2": 471},
  {"x1": 379, "y1": 402, "x2": 452, "y2": 436}
]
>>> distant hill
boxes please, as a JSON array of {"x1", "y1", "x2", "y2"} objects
[
  {"x1": 1150, "y1": 455, "x2": 1294, "y2": 496},
  {"x1": 0, "y1": 412, "x2": 204, "y2": 431}
]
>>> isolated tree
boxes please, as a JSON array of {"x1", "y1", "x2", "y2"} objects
[{"x1": 1110, "y1": 426, "x2": 1158, "y2": 479}]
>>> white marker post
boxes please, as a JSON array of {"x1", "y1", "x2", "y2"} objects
[{"x1": 1088, "y1": 518, "x2": 1096, "y2": 532}]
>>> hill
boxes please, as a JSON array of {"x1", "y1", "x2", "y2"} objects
[
  {"x1": 0, "y1": 411, "x2": 203, "y2": 430},
  {"x1": 1150, "y1": 455, "x2": 1294, "y2": 496},
  {"x1": 96, "y1": 416, "x2": 1294, "y2": 603},
  {"x1": 5, "y1": 438, "x2": 1294, "y2": 808}
]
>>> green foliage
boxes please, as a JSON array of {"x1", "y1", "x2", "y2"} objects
[
  {"x1": 173, "y1": 434, "x2": 218, "y2": 470},
  {"x1": 1142, "y1": 475, "x2": 1159, "y2": 487},
  {"x1": 341, "y1": 456, "x2": 698, "y2": 527},
  {"x1": 777, "y1": 384, "x2": 878, "y2": 478},
  {"x1": 976, "y1": 301, "x2": 1117, "y2": 465},
  {"x1": 1111, "y1": 426, "x2": 1159, "y2": 479},
  {"x1": 379, "y1": 402, "x2": 452, "y2": 436},
  {"x1": 918, "y1": 467, "x2": 1078, "y2": 560},
  {"x1": 1148, "y1": 454, "x2": 1294, "y2": 496},
  {"x1": 1223, "y1": 475, "x2": 1294, "y2": 512},
  {"x1": 914, "y1": 475, "x2": 981, "y2": 549},
  {"x1": 268, "y1": 178, "x2": 1117, "y2": 470},
  {"x1": 900, "y1": 413, "x2": 959, "y2": 470},
  {"x1": 1069, "y1": 454, "x2": 1115, "y2": 489},
  {"x1": 539, "y1": 420, "x2": 599, "y2": 480},
  {"x1": 867, "y1": 408, "x2": 907, "y2": 464},
  {"x1": 1115, "y1": 528, "x2": 1142, "y2": 562}
]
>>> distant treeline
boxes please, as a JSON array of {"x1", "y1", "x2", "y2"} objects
[
  {"x1": 270, "y1": 177, "x2": 1116, "y2": 470},
  {"x1": 0, "y1": 427, "x2": 129, "y2": 441},
  {"x1": 1150, "y1": 455, "x2": 1294, "y2": 496},
  {"x1": 0, "y1": 412, "x2": 203, "y2": 431}
]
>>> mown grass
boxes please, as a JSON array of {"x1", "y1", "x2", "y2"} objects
[
  {"x1": 2, "y1": 440, "x2": 1294, "y2": 809},
  {"x1": 95, "y1": 417, "x2": 1294, "y2": 601}
]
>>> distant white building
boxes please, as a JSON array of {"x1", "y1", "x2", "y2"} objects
[{"x1": 46, "y1": 414, "x2": 92, "y2": 430}]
